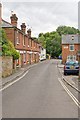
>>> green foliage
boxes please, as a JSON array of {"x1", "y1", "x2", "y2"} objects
[
  {"x1": 12, "y1": 49, "x2": 20, "y2": 60},
  {"x1": 0, "y1": 28, "x2": 20, "y2": 60},
  {"x1": 38, "y1": 34, "x2": 46, "y2": 48},
  {"x1": 38, "y1": 26, "x2": 79, "y2": 58},
  {"x1": 56, "y1": 26, "x2": 79, "y2": 35}
]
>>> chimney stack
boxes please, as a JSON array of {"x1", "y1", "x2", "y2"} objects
[
  {"x1": 21, "y1": 23, "x2": 26, "y2": 33},
  {"x1": 27, "y1": 29, "x2": 31, "y2": 38},
  {"x1": 10, "y1": 13, "x2": 18, "y2": 27}
]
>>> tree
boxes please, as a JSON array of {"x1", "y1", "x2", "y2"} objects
[
  {"x1": 38, "y1": 26, "x2": 79, "y2": 58},
  {"x1": 38, "y1": 34, "x2": 46, "y2": 48},
  {"x1": 56, "y1": 26, "x2": 79, "y2": 35}
]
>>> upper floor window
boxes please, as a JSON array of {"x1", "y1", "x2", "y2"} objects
[
  {"x1": 28, "y1": 39, "x2": 30, "y2": 47},
  {"x1": 16, "y1": 31, "x2": 20, "y2": 44},
  {"x1": 71, "y1": 36, "x2": 74, "y2": 40},
  {"x1": 69, "y1": 45, "x2": 74, "y2": 51},
  {"x1": 23, "y1": 35, "x2": 25, "y2": 46}
]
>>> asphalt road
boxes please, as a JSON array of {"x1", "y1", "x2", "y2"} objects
[{"x1": 2, "y1": 59, "x2": 78, "y2": 118}]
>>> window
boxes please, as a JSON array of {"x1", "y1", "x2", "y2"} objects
[
  {"x1": 67, "y1": 55, "x2": 76, "y2": 61},
  {"x1": 31, "y1": 40, "x2": 32, "y2": 47},
  {"x1": 28, "y1": 39, "x2": 30, "y2": 47},
  {"x1": 71, "y1": 36, "x2": 74, "y2": 40},
  {"x1": 16, "y1": 31, "x2": 20, "y2": 44},
  {"x1": 23, "y1": 35, "x2": 25, "y2": 46},
  {"x1": 69, "y1": 45, "x2": 74, "y2": 51}
]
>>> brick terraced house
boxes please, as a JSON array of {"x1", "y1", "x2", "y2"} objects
[
  {"x1": 1, "y1": 13, "x2": 41, "y2": 67},
  {"x1": 62, "y1": 34, "x2": 80, "y2": 64}
]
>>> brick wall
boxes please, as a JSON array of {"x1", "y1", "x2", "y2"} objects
[
  {"x1": 2, "y1": 56, "x2": 13, "y2": 77},
  {"x1": 3, "y1": 28, "x2": 14, "y2": 45},
  {"x1": 62, "y1": 44, "x2": 79, "y2": 63},
  {"x1": 3, "y1": 27, "x2": 41, "y2": 66}
]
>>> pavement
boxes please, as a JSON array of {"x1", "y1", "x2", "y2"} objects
[
  {"x1": 2, "y1": 63, "x2": 38, "y2": 87},
  {"x1": 57, "y1": 62, "x2": 80, "y2": 93}
]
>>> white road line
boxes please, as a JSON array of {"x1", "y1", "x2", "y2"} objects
[
  {"x1": 58, "y1": 78, "x2": 80, "y2": 108},
  {"x1": 62, "y1": 76, "x2": 80, "y2": 93},
  {"x1": 0, "y1": 70, "x2": 29, "y2": 92}
]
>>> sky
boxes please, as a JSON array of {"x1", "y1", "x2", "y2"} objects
[{"x1": 1, "y1": 0, "x2": 80, "y2": 37}]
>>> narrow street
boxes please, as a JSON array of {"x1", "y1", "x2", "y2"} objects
[{"x1": 2, "y1": 59, "x2": 78, "y2": 118}]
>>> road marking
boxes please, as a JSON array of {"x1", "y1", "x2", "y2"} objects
[
  {"x1": 58, "y1": 67, "x2": 80, "y2": 92},
  {"x1": 0, "y1": 70, "x2": 29, "y2": 92},
  {"x1": 58, "y1": 78, "x2": 80, "y2": 108},
  {"x1": 62, "y1": 76, "x2": 80, "y2": 93}
]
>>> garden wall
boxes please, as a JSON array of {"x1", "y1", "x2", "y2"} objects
[{"x1": 2, "y1": 56, "x2": 13, "y2": 77}]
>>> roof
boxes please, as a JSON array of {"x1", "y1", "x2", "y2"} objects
[
  {"x1": 62, "y1": 34, "x2": 80, "y2": 44},
  {"x1": 1, "y1": 19, "x2": 13, "y2": 27},
  {"x1": 1, "y1": 19, "x2": 41, "y2": 45}
]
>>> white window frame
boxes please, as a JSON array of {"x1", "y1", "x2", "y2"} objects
[
  {"x1": 67, "y1": 55, "x2": 76, "y2": 61},
  {"x1": 69, "y1": 44, "x2": 74, "y2": 51}
]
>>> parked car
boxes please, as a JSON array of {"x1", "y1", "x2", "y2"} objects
[
  {"x1": 58, "y1": 55, "x2": 62, "y2": 59},
  {"x1": 64, "y1": 61, "x2": 79, "y2": 75}
]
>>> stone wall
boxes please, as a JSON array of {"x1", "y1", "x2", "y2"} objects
[{"x1": 2, "y1": 56, "x2": 13, "y2": 77}]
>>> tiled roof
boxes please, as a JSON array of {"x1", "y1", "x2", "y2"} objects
[{"x1": 62, "y1": 34, "x2": 80, "y2": 44}]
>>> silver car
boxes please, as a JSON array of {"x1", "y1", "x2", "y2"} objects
[{"x1": 64, "y1": 61, "x2": 79, "y2": 75}]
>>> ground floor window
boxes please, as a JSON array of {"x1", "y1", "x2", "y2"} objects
[{"x1": 67, "y1": 55, "x2": 76, "y2": 61}]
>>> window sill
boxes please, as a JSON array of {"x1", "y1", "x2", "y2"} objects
[{"x1": 69, "y1": 50, "x2": 74, "y2": 51}]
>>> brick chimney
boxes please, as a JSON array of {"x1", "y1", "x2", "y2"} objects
[
  {"x1": 10, "y1": 13, "x2": 18, "y2": 27},
  {"x1": 21, "y1": 23, "x2": 26, "y2": 33},
  {"x1": 27, "y1": 29, "x2": 31, "y2": 38}
]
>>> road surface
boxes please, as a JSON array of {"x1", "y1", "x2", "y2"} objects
[{"x1": 2, "y1": 59, "x2": 78, "y2": 118}]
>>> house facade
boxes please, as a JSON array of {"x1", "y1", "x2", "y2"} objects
[
  {"x1": 62, "y1": 34, "x2": 80, "y2": 64},
  {"x1": 1, "y1": 13, "x2": 40, "y2": 67},
  {"x1": 39, "y1": 47, "x2": 46, "y2": 61}
]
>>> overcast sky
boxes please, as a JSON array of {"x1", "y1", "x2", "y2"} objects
[{"x1": 1, "y1": 1, "x2": 79, "y2": 37}]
